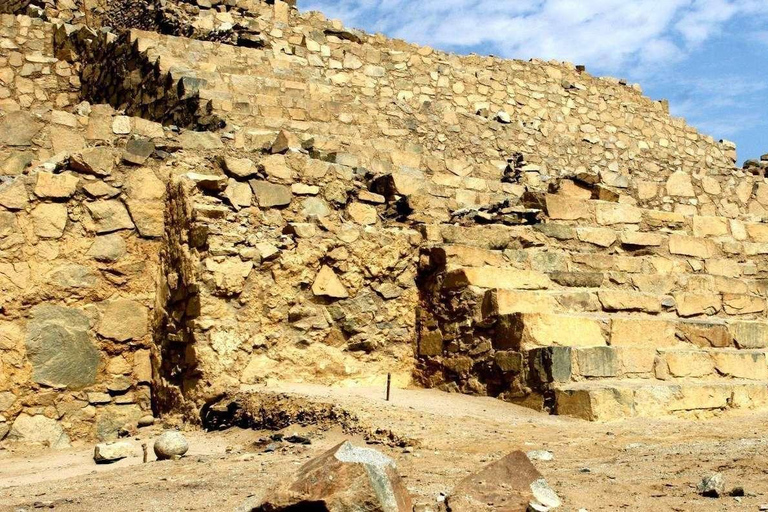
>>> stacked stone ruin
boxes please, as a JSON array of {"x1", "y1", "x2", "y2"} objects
[{"x1": 1, "y1": 0, "x2": 767, "y2": 446}]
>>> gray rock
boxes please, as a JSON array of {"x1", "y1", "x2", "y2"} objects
[
  {"x1": 1, "y1": 151, "x2": 35, "y2": 175},
  {"x1": 138, "y1": 415, "x2": 155, "y2": 427},
  {"x1": 95, "y1": 404, "x2": 144, "y2": 441},
  {"x1": 698, "y1": 473, "x2": 725, "y2": 497},
  {"x1": 70, "y1": 147, "x2": 116, "y2": 176},
  {"x1": 88, "y1": 234, "x2": 127, "y2": 262},
  {"x1": 25, "y1": 304, "x2": 99, "y2": 389},
  {"x1": 122, "y1": 138, "x2": 155, "y2": 165},
  {"x1": 0, "y1": 111, "x2": 42, "y2": 146},
  {"x1": 250, "y1": 180, "x2": 292, "y2": 208},
  {"x1": 0, "y1": 391, "x2": 16, "y2": 412},
  {"x1": 154, "y1": 431, "x2": 189, "y2": 460},
  {"x1": 526, "y1": 450, "x2": 554, "y2": 462},
  {"x1": 302, "y1": 197, "x2": 331, "y2": 217},
  {"x1": 178, "y1": 131, "x2": 224, "y2": 150},
  {"x1": 529, "y1": 478, "x2": 562, "y2": 511},
  {"x1": 49, "y1": 263, "x2": 99, "y2": 289},
  {"x1": 86, "y1": 200, "x2": 135, "y2": 233},
  {"x1": 0, "y1": 177, "x2": 28, "y2": 210},
  {"x1": 243, "y1": 441, "x2": 412, "y2": 512},
  {"x1": 223, "y1": 156, "x2": 258, "y2": 179},
  {"x1": 94, "y1": 440, "x2": 135, "y2": 463}
]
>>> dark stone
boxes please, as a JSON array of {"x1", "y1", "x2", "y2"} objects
[
  {"x1": 528, "y1": 347, "x2": 573, "y2": 385},
  {"x1": 576, "y1": 347, "x2": 617, "y2": 377},
  {"x1": 122, "y1": 138, "x2": 155, "y2": 165},
  {"x1": 25, "y1": 305, "x2": 99, "y2": 390}
]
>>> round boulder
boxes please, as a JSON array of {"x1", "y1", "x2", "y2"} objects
[{"x1": 154, "y1": 431, "x2": 189, "y2": 460}]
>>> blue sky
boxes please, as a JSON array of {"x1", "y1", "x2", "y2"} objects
[{"x1": 303, "y1": 0, "x2": 768, "y2": 164}]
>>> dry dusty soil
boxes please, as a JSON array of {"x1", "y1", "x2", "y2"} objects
[{"x1": 2, "y1": 384, "x2": 768, "y2": 511}]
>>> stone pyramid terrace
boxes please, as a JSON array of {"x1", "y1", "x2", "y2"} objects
[{"x1": 1, "y1": 0, "x2": 768, "y2": 448}]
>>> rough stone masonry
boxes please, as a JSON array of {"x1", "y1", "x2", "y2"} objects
[{"x1": 0, "y1": 0, "x2": 767, "y2": 446}]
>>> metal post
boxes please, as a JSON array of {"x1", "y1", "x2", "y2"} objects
[{"x1": 386, "y1": 373, "x2": 391, "y2": 401}]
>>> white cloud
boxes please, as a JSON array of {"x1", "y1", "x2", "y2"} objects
[{"x1": 302, "y1": 0, "x2": 766, "y2": 72}]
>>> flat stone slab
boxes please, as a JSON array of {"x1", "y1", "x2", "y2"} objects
[{"x1": 25, "y1": 305, "x2": 99, "y2": 389}]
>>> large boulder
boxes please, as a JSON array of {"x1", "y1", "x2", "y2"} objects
[
  {"x1": 8, "y1": 414, "x2": 71, "y2": 449},
  {"x1": 241, "y1": 441, "x2": 413, "y2": 512},
  {"x1": 25, "y1": 304, "x2": 100, "y2": 389},
  {"x1": 447, "y1": 451, "x2": 561, "y2": 512},
  {"x1": 154, "y1": 431, "x2": 189, "y2": 460}
]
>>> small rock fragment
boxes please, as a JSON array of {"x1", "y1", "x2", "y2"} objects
[
  {"x1": 698, "y1": 473, "x2": 725, "y2": 498},
  {"x1": 312, "y1": 265, "x2": 349, "y2": 299}
]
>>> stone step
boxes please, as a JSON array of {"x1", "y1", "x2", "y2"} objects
[
  {"x1": 527, "y1": 345, "x2": 768, "y2": 384},
  {"x1": 542, "y1": 193, "x2": 768, "y2": 239},
  {"x1": 483, "y1": 286, "x2": 766, "y2": 321},
  {"x1": 424, "y1": 245, "x2": 766, "y2": 298},
  {"x1": 488, "y1": 310, "x2": 768, "y2": 351},
  {"x1": 424, "y1": 223, "x2": 768, "y2": 271},
  {"x1": 553, "y1": 378, "x2": 768, "y2": 421},
  {"x1": 428, "y1": 247, "x2": 766, "y2": 288}
]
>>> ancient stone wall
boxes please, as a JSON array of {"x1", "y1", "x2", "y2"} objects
[
  {"x1": 2, "y1": 0, "x2": 768, "y2": 441},
  {"x1": 154, "y1": 145, "x2": 420, "y2": 420},
  {"x1": 84, "y1": 2, "x2": 766, "y2": 224},
  {"x1": 0, "y1": 14, "x2": 173, "y2": 445}
]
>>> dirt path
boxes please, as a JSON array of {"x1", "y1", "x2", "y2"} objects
[{"x1": 2, "y1": 385, "x2": 767, "y2": 511}]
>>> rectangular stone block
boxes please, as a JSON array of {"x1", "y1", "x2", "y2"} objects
[
  {"x1": 497, "y1": 313, "x2": 607, "y2": 350},
  {"x1": 675, "y1": 293, "x2": 722, "y2": 317},
  {"x1": 661, "y1": 350, "x2": 715, "y2": 378},
  {"x1": 527, "y1": 346, "x2": 572, "y2": 384},
  {"x1": 692, "y1": 216, "x2": 729, "y2": 237},
  {"x1": 668, "y1": 384, "x2": 731, "y2": 412},
  {"x1": 730, "y1": 321, "x2": 768, "y2": 349},
  {"x1": 555, "y1": 385, "x2": 633, "y2": 421},
  {"x1": 712, "y1": 351, "x2": 768, "y2": 380},
  {"x1": 676, "y1": 321, "x2": 733, "y2": 348},
  {"x1": 482, "y1": 289, "x2": 557, "y2": 317},
  {"x1": 575, "y1": 347, "x2": 618, "y2": 378},
  {"x1": 443, "y1": 267, "x2": 551, "y2": 291},
  {"x1": 616, "y1": 347, "x2": 656, "y2": 375},
  {"x1": 722, "y1": 294, "x2": 766, "y2": 315},
  {"x1": 669, "y1": 235, "x2": 715, "y2": 259},
  {"x1": 545, "y1": 195, "x2": 592, "y2": 220},
  {"x1": 610, "y1": 318, "x2": 676, "y2": 348},
  {"x1": 595, "y1": 203, "x2": 641, "y2": 225},
  {"x1": 598, "y1": 290, "x2": 661, "y2": 313}
]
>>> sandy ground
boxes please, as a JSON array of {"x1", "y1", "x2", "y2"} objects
[{"x1": 2, "y1": 384, "x2": 768, "y2": 511}]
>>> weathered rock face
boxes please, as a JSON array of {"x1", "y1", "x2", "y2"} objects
[
  {"x1": 245, "y1": 441, "x2": 413, "y2": 512},
  {"x1": 25, "y1": 305, "x2": 100, "y2": 389}
]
